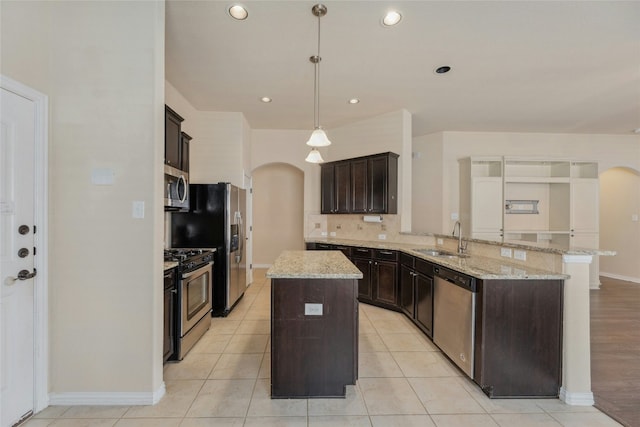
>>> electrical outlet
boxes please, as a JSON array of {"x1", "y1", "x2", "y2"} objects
[
  {"x1": 451, "y1": 212, "x2": 459, "y2": 220},
  {"x1": 304, "y1": 303, "x2": 323, "y2": 316},
  {"x1": 500, "y1": 248, "x2": 512, "y2": 258},
  {"x1": 329, "y1": 231, "x2": 336, "y2": 237},
  {"x1": 314, "y1": 223, "x2": 321, "y2": 229},
  {"x1": 321, "y1": 231, "x2": 327, "y2": 236},
  {"x1": 514, "y1": 250, "x2": 527, "y2": 261},
  {"x1": 378, "y1": 234, "x2": 386, "y2": 240},
  {"x1": 437, "y1": 238, "x2": 444, "y2": 245},
  {"x1": 632, "y1": 214, "x2": 639, "y2": 222},
  {"x1": 132, "y1": 201, "x2": 145, "y2": 219}
]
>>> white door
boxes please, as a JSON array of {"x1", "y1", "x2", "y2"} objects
[{"x1": 1, "y1": 87, "x2": 37, "y2": 426}]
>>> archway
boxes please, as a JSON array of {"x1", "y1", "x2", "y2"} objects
[{"x1": 251, "y1": 163, "x2": 305, "y2": 266}]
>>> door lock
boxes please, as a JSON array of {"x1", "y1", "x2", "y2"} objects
[
  {"x1": 18, "y1": 225, "x2": 30, "y2": 235},
  {"x1": 5, "y1": 268, "x2": 37, "y2": 285},
  {"x1": 18, "y1": 248, "x2": 29, "y2": 258}
]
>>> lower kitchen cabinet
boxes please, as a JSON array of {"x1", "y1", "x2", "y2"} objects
[
  {"x1": 163, "y1": 267, "x2": 177, "y2": 362},
  {"x1": 352, "y1": 255, "x2": 373, "y2": 301},
  {"x1": 474, "y1": 279, "x2": 563, "y2": 397},
  {"x1": 399, "y1": 253, "x2": 433, "y2": 337},
  {"x1": 371, "y1": 249, "x2": 399, "y2": 309}
]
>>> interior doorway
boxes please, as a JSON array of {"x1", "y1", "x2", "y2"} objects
[{"x1": 251, "y1": 163, "x2": 304, "y2": 267}]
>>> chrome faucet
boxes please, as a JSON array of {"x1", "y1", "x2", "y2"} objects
[{"x1": 452, "y1": 221, "x2": 467, "y2": 254}]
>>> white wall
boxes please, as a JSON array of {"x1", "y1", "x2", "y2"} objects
[
  {"x1": 1, "y1": 0, "x2": 165, "y2": 397},
  {"x1": 599, "y1": 167, "x2": 640, "y2": 283},
  {"x1": 252, "y1": 163, "x2": 304, "y2": 266},
  {"x1": 412, "y1": 132, "x2": 445, "y2": 233}
]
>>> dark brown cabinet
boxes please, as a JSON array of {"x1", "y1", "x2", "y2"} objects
[
  {"x1": 473, "y1": 279, "x2": 563, "y2": 397},
  {"x1": 180, "y1": 132, "x2": 191, "y2": 173},
  {"x1": 165, "y1": 105, "x2": 184, "y2": 169},
  {"x1": 163, "y1": 268, "x2": 177, "y2": 362},
  {"x1": 351, "y1": 247, "x2": 374, "y2": 301},
  {"x1": 271, "y1": 276, "x2": 358, "y2": 398},
  {"x1": 371, "y1": 249, "x2": 399, "y2": 309},
  {"x1": 320, "y1": 152, "x2": 398, "y2": 214},
  {"x1": 399, "y1": 253, "x2": 434, "y2": 337}
]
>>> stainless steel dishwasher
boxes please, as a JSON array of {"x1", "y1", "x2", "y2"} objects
[{"x1": 432, "y1": 265, "x2": 477, "y2": 377}]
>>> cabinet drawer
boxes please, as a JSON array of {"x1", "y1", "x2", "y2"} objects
[
  {"x1": 374, "y1": 249, "x2": 398, "y2": 262},
  {"x1": 400, "y1": 252, "x2": 414, "y2": 267},
  {"x1": 351, "y1": 247, "x2": 373, "y2": 258},
  {"x1": 415, "y1": 258, "x2": 433, "y2": 277},
  {"x1": 316, "y1": 243, "x2": 333, "y2": 250}
]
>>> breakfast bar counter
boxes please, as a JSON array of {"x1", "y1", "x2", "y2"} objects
[{"x1": 267, "y1": 250, "x2": 363, "y2": 398}]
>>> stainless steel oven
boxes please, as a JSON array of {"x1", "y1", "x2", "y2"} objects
[
  {"x1": 165, "y1": 249, "x2": 214, "y2": 360},
  {"x1": 181, "y1": 262, "x2": 212, "y2": 335}
]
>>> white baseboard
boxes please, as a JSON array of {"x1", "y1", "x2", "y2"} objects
[
  {"x1": 559, "y1": 387, "x2": 594, "y2": 406},
  {"x1": 49, "y1": 382, "x2": 165, "y2": 406},
  {"x1": 599, "y1": 272, "x2": 640, "y2": 284},
  {"x1": 253, "y1": 264, "x2": 272, "y2": 269}
]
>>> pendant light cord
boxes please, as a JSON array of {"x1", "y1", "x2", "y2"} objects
[{"x1": 314, "y1": 10, "x2": 321, "y2": 129}]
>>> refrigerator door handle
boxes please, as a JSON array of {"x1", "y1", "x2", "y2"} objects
[{"x1": 236, "y1": 212, "x2": 244, "y2": 262}]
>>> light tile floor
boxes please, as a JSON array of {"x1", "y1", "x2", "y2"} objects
[{"x1": 27, "y1": 269, "x2": 621, "y2": 427}]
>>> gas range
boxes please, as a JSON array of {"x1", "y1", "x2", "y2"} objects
[{"x1": 164, "y1": 248, "x2": 214, "y2": 272}]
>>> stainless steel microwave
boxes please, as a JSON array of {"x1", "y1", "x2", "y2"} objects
[{"x1": 164, "y1": 165, "x2": 189, "y2": 211}]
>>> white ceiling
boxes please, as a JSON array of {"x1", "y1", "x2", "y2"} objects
[{"x1": 165, "y1": 1, "x2": 640, "y2": 137}]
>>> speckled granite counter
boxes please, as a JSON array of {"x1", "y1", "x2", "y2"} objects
[
  {"x1": 267, "y1": 250, "x2": 363, "y2": 279},
  {"x1": 306, "y1": 238, "x2": 569, "y2": 280},
  {"x1": 164, "y1": 261, "x2": 178, "y2": 271}
]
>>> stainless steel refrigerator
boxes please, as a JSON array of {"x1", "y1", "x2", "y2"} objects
[{"x1": 171, "y1": 183, "x2": 246, "y2": 316}]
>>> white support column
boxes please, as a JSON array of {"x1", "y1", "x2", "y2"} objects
[{"x1": 560, "y1": 254, "x2": 594, "y2": 406}]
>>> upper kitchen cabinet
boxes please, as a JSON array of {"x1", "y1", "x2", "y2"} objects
[
  {"x1": 165, "y1": 105, "x2": 185, "y2": 170},
  {"x1": 320, "y1": 152, "x2": 398, "y2": 214},
  {"x1": 180, "y1": 132, "x2": 192, "y2": 173}
]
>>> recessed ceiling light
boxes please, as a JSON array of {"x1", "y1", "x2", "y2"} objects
[
  {"x1": 260, "y1": 97, "x2": 272, "y2": 103},
  {"x1": 228, "y1": 5, "x2": 248, "y2": 20},
  {"x1": 434, "y1": 66, "x2": 451, "y2": 74},
  {"x1": 348, "y1": 98, "x2": 360, "y2": 104},
  {"x1": 382, "y1": 10, "x2": 402, "y2": 27}
]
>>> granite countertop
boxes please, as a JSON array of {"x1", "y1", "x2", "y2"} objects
[
  {"x1": 267, "y1": 250, "x2": 364, "y2": 279},
  {"x1": 164, "y1": 261, "x2": 179, "y2": 271},
  {"x1": 306, "y1": 238, "x2": 569, "y2": 280},
  {"x1": 402, "y1": 232, "x2": 616, "y2": 256}
]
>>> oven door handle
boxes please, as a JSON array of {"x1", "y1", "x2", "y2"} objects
[{"x1": 182, "y1": 262, "x2": 212, "y2": 279}]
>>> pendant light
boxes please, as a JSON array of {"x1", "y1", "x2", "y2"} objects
[{"x1": 305, "y1": 4, "x2": 331, "y2": 163}]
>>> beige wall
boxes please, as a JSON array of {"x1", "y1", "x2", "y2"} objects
[
  {"x1": 412, "y1": 132, "x2": 445, "y2": 233},
  {"x1": 252, "y1": 163, "x2": 304, "y2": 266},
  {"x1": 599, "y1": 167, "x2": 640, "y2": 282},
  {"x1": 1, "y1": 0, "x2": 165, "y2": 397}
]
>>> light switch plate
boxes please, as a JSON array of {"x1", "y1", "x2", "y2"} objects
[
  {"x1": 132, "y1": 201, "x2": 145, "y2": 219},
  {"x1": 514, "y1": 250, "x2": 527, "y2": 261},
  {"x1": 437, "y1": 238, "x2": 444, "y2": 245},
  {"x1": 632, "y1": 214, "x2": 639, "y2": 222},
  {"x1": 91, "y1": 168, "x2": 115, "y2": 185},
  {"x1": 378, "y1": 234, "x2": 386, "y2": 240},
  {"x1": 305, "y1": 303, "x2": 323, "y2": 316},
  {"x1": 329, "y1": 231, "x2": 336, "y2": 237},
  {"x1": 451, "y1": 212, "x2": 459, "y2": 220}
]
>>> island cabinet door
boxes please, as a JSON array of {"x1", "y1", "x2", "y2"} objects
[{"x1": 473, "y1": 279, "x2": 563, "y2": 398}]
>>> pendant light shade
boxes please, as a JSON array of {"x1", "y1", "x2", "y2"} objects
[
  {"x1": 306, "y1": 128, "x2": 332, "y2": 147},
  {"x1": 305, "y1": 4, "x2": 331, "y2": 161},
  {"x1": 305, "y1": 148, "x2": 324, "y2": 163}
]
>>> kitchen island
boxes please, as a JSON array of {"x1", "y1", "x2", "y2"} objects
[{"x1": 266, "y1": 250, "x2": 363, "y2": 398}]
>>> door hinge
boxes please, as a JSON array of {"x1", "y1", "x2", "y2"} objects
[
  {"x1": 33, "y1": 225, "x2": 37, "y2": 234},
  {"x1": 33, "y1": 247, "x2": 36, "y2": 255},
  {"x1": 249, "y1": 226, "x2": 253, "y2": 232},
  {"x1": 250, "y1": 263, "x2": 252, "y2": 269},
  {"x1": 250, "y1": 188, "x2": 253, "y2": 194}
]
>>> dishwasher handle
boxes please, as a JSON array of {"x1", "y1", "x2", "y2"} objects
[{"x1": 433, "y1": 266, "x2": 476, "y2": 292}]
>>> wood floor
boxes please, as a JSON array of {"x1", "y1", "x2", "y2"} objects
[{"x1": 591, "y1": 276, "x2": 640, "y2": 427}]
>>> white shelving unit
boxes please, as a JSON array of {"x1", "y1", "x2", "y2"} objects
[{"x1": 460, "y1": 157, "x2": 600, "y2": 287}]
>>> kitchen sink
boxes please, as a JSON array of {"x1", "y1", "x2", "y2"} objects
[{"x1": 415, "y1": 248, "x2": 470, "y2": 258}]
